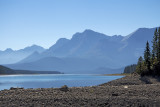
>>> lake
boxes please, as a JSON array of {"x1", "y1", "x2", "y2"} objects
[{"x1": 0, "y1": 74, "x2": 123, "y2": 90}]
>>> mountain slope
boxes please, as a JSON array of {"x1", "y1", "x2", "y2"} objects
[
  {"x1": 0, "y1": 45, "x2": 45, "y2": 64},
  {"x1": 118, "y1": 27, "x2": 156, "y2": 64},
  {"x1": 0, "y1": 65, "x2": 15, "y2": 74},
  {"x1": 6, "y1": 56, "x2": 124, "y2": 74},
  {"x1": 48, "y1": 30, "x2": 124, "y2": 58},
  {"x1": 0, "y1": 65, "x2": 61, "y2": 75}
]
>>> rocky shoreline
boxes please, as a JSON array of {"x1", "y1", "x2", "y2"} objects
[{"x1": 0, "y1": 75, "x2": 160, "y2": 107}]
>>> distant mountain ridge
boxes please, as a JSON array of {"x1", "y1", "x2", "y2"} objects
[
  {"x1": 0, "y1": 45, "x2": 45, "y2": 64},
  {"x1": 5, "y1": 27, "x2": 157, "y2": 74}
]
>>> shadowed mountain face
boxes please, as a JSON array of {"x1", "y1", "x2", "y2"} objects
[
  {"x1": 9, "y1": 57, "x2": 121, "y2": 73},
  {"x1": 0, "y1": 45, "x2": 45, "y2": 64},
  {"x1": 119, "y1": 28, "x2": 155, "y2": 64},
  {"x1": 48, "y1": 30, "x2": 123, "y2": 58},
  {"x1": 5, "y1": 28, "x2": 156, "y2": 74}
]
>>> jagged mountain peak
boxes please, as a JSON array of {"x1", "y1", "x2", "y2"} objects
[
  {"x1": 5, "y1": 48, "x2": 14, "y2": 52},
  {"x1": 71, "y1": 29, "x2": 109, "y2": 41},
  {"x1": 19, "y1": 44, "x2": 45, "y2": 53},
  {"x1": 122, "y1": 27, "x2": 156, "y2": 42},
  {"x1": 53, "y1": 38, "x2": 69, "y2": 46},
  {"x1": 83, "y1": 29, "x2": 97, "y2": 33},
  {"x1": 23, "y1": 44, "x2": 44, "y2": 50},
  {"x1": 48, "y1": 38, "x2": 69, "y2": 51}
]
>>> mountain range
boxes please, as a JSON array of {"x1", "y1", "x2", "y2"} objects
[
  {"x1": 3, "y1": 27, "x2": 156, "y2": 74},
  {"x1": 0, "y1": 45, "x2": 45, "y2": 64}
]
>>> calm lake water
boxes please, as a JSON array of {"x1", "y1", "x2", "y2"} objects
[{"x1": 0, "y1": 74, "x2": 123, "y2": 90}]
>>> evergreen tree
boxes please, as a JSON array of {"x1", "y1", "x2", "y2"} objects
[
  {"x1": 144, "y1": 41, "x2": 151, "y2": 71},
  {"x1": 157, "y1": 27, "x2": 160, "y2": 62},
  {"x1": 124, "y1": 64, "x2": 137, "y2": 74},
  {"x1": 152, "y1": 28, "x2": 158, "y2": 59},
  {"x1": 136, "y1": 56, "x2": 143, "y2": 74},
  {"x1": 156, "y1": 27, "x2": 160, "y2": 75}
]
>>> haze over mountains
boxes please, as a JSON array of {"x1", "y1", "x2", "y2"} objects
[
  {"x1": 2, "y1": 27, "x2": 156, "y2": 74},
  {"x1": 0, "y1": 45, "x2": 45, "y2": 64}
]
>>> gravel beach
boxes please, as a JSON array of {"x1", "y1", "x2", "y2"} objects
[{"x1": 0, "y1": 75, "x2": 160, "y2": 107}]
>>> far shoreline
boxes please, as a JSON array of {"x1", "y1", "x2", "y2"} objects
[{"x1": 103, "y1": 73, "x2": 131, "y2": 76}]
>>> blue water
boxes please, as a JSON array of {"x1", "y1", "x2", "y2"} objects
[{"x1": 0, "y1": 74, "x2": 123, "y2": 90}]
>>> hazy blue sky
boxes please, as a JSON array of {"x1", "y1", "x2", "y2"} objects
[{"x1": 0, "y1": 0, "x2": 160, "y2": 50}]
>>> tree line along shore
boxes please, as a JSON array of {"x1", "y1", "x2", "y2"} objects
[{"x1": 124, "y1": 27, "x2": 160, "y2": 76}]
